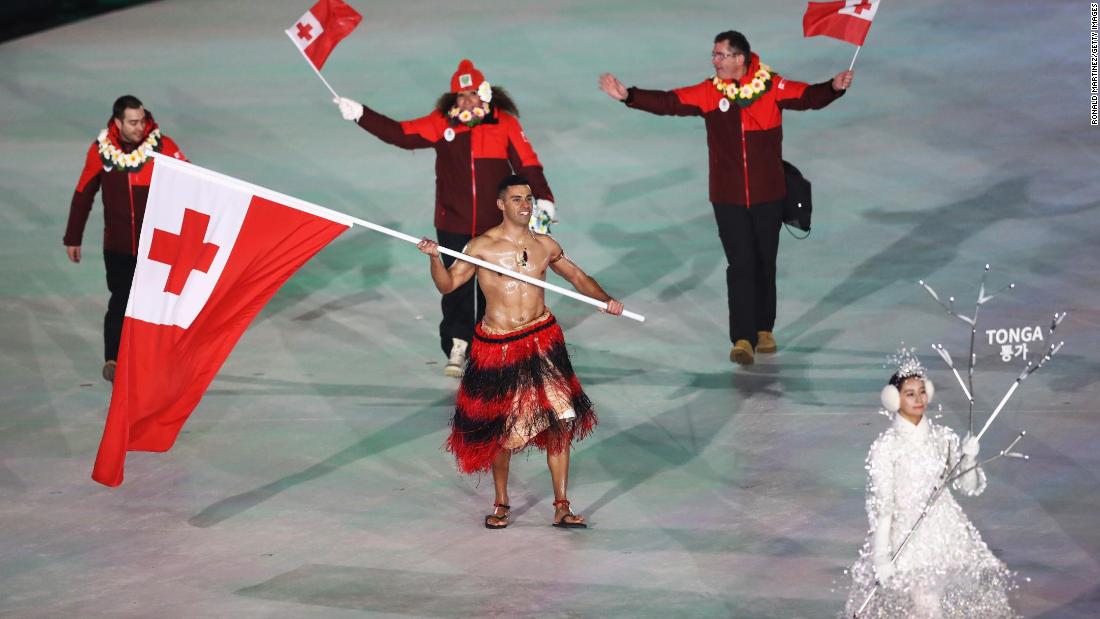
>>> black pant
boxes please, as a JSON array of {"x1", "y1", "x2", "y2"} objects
[
  {"x1": 103, "y1": 250, "x2": 137, "y2": 362},
  {"x1": 712, "y1": 201, "x2": 782, "y2": 348},
  {"x1": 436, "y1": 229, "x2": 486, "y2": 356}
]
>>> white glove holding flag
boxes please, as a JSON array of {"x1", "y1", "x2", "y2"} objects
[
  {"x1": 335, "y1": 97, "x2": 363, "y2": 122},
  {"x1": 528, "y1": 199, "x2": 557, "y2": 234}
]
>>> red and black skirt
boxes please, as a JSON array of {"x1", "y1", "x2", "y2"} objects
[{"x1": 447, "y1": 311, "x2": 597, "y2": 474}]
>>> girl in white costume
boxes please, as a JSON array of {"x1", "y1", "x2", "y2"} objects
[{"x1": 843, "y1": 351, "x2": 1016, "y2": 618}]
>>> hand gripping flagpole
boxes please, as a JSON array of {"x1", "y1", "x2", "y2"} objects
[
  {"x1": 146, "y1": 152, "x2": 645, "y2": 323},
  {"x1": 285, "y1": 30, "x2": 339, "y2": 99}
]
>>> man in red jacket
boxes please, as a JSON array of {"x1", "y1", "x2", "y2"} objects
[
  {"x1": 334, "y1": 59, "x2": 556, "y2": 377},
  {"x1": 64, "y1": 95, "x2": 186, "y2": 382},
  {"x1": 600, "y1": 31, "x2": 852, "y2": 366}
]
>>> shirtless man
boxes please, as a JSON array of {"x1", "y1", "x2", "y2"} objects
[{"x1": 417, "y1": 174, "x2": 625, "y2": 529}]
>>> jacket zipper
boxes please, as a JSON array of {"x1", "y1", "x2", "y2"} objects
[
  {"x1": 469, "y1": 129, "x2": 477, "y2": 237},
  {"x1": 128, "y1": 172, "x2": 137, "y2": 254},
  {"x1": 739, "y1": 109, "x2": 751, "y2": 208}
]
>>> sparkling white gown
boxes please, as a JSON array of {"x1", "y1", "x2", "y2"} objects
[{"x1": 842, "y1": 415, "x2": 1016, "y2": 618}]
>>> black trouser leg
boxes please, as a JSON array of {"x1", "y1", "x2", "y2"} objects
[
  {"x1": 712, "y1": 203, "x2": 757, "y2": 347},
  {"x1": 750, "y1": 200, "x2": 782, "y2": 334},
  {"x1": 712, "y1": 200, "x2": 783, "y2": 347},
  {"x1": 103, "y1": 250, "x2": 137, "y2": 362},
  {"x1": 436, "y1": 229, "x2": 486, "y2": 356}
]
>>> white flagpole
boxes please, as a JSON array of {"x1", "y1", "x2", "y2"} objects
[
  {"x1": 146, "y1": 153, "x2": 646, "y2": 323},
  {"x1": 344, "y1": 215, "x2": 646, "y2": 323},
  {"x1": 848, "y1": 45, "x2": 862, "y2": 71},
  {"x1": 285, "y1": 30, "x2": 339, "y2": 99}
]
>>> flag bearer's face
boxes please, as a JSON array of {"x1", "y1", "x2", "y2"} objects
[
  {"x1": 498, "y1": 184, "x2": 534, "y2": 225},
  {"x1": 456, "y1": 89, "x2": 481, "y2": 112},
  {"x1": 115, "y1": 107, "x2": 146, "y2": 144}
]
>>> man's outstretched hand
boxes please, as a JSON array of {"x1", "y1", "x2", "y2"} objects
[
  {"x1": 598, "y1": 73, "x2": 628, "y2": 101},
  {"x1": 832, "y1": 70, "x2": 854, "y2": 91},
  {"x1": 416, "y1": 237, "x2": 440, "y2": 257},
  {"x1": 602, "y1": 299, "x2": 624, "y2": 316}
]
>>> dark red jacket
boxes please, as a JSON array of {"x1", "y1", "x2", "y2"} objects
[
  {"x1": 64, "y1": 112, "x2": 186, "y2": 255},
  {"x1": 625, "y1": 54, "x2": 844, "y2": 207},
  {"x1": 356, "y1": 104, "x2": 553, "y2": 235}
]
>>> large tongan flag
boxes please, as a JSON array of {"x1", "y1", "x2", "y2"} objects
[
  {"x1": 286, "y1": 0, "x2": 363, "y2": 70},
  {"x1": 91, "y1": 154, "x2": 352, "y2": 487},
  {"x1": 803, "y1": 0, "x2": 879, "y2": 46}
]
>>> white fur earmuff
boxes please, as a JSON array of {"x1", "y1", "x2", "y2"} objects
[{"x1": 880, "y1": 378, "x2": 934, "y2": 413}]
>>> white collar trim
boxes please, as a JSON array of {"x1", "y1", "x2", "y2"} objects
[{"x1": 893, "y1": 413, "x2": 931, "y2": 441}]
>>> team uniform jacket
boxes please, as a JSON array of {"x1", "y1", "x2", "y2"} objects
[
  {"x1": 64, "y1": 113, "x2": 186, "y2": 255},
  {"x1": 625, "y1": 53, "x2": 844, "y2": 207},
  {"x1": 356, "y1": 104, "x2": 553, "y2": 235}
]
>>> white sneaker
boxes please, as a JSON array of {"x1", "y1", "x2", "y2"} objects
[{"x1": 444, "y1": 338, "x2": 468, "y2": 377}]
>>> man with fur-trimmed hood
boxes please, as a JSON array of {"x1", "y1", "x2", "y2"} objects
[{"x1": 336, "y1": 60, "x2": 556, "y2": 377}]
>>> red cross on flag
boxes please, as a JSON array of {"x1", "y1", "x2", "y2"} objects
[
  {"x1": 285, "y1": 0, "x2": 363, "y2": 70},
  {"x1": 803, "y1": 0, "x2": 879, "y2": 46},
  {"x1": 91, "y1": 154, "x2": 352, "y2": 487}
]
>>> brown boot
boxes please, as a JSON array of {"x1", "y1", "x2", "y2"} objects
[
  {"x1": 756, "y1": 331, "x2": 777, "y2": 354},
  {"x1": 729, "y1": 339, "x2": 754, "y2": 365}
]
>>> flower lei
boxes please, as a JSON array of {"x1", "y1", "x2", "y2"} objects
[
  {"x1": 713, "y1": 63, "x2": 773, "y2": 108},
  {"x1": 448, "y1": 101, "x2": 490, "y2": 127},
  {"x1": 448, "y1": 81, "x2": 494, "y2": 127},
  {"x1": 97, "y1": 127, "x2": 161, "y2": 171}
]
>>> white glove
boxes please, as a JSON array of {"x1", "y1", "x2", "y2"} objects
[
  {"x1": 335, "y1": 97, "x2": 363, "y2": 122},
  {"x1": 873, "y1": 558, "x2": 896, "y2": 584},
  {"x1": 528, "y1": 199, "x2": 557, "y2": 234},
  {"x1": 962, "y1": 434, "x2": 980, "y2": 459}
]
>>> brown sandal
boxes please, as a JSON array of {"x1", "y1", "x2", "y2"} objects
[
  {"x1": 551, "y1": 499, "x2": 587, "y2": 529},
  {"x1": 484, "y1": 503, "x2": 510, "y2": 529}
]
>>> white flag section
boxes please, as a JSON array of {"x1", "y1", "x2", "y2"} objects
[
  {"x1": 838, "y1": 0, "x2": 878, "y2": 21},
  {"x1": 128, "y1": 169, "x2": 250, "y2": 328},
  {"x1": 286, "y1": 9, "x2": 324, "y2": 52}
]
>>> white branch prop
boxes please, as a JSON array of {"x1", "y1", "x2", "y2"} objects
[
  {"x1": 974, "y1": 340, "x2": 1063, "y2": 442},
  {"x1": 931, "y1": 344, "x2": 972, "y2": 402},
  {"x1": 974, "y1": 374, "x2": 1023, "y2": 443}
]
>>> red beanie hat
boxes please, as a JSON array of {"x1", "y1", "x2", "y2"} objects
[{"x1": 450, "y1": 59, "x2": 486, "y2": 93}]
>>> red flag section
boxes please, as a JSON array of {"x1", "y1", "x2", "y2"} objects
[
  {"x1": 285, "y1": 0, "x2": 362, "y2": 70},
  {"x1": 91, "y1": 155, "x2": 352, "y2": 487},
  {"x1": 803, "y1": 0, "x2": 878, "y2": 46}
]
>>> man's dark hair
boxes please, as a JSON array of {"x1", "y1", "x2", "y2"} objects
[
  {"x1": 714, "y1": 30, "x2": 751, "y2": 65},
  {"x1": 112, "y1": 95, "x2": 144, "y2": 120},
  {"x1": 497, "y1": 174, "x2": 531, "y2": 198},
  {"x1": 435, "y1": 86, "x2": 519, "y2": 118}
]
